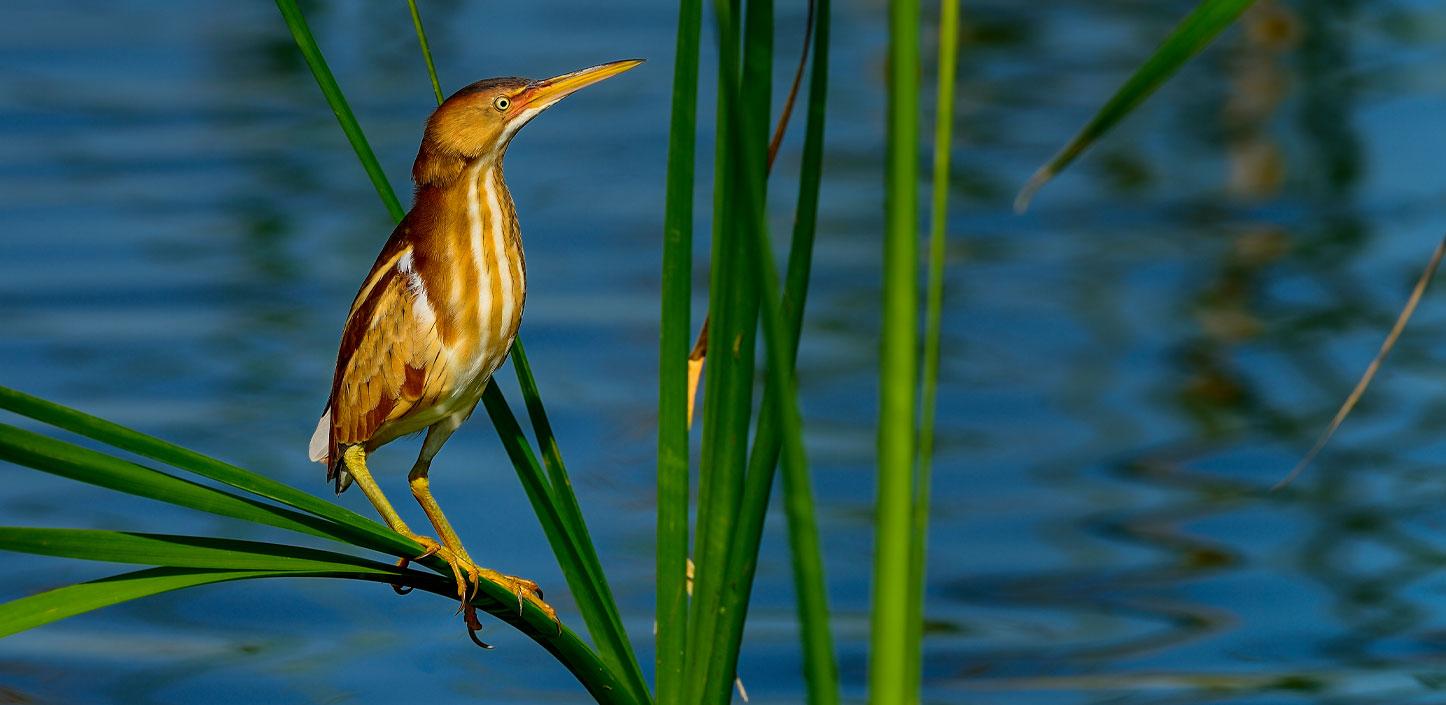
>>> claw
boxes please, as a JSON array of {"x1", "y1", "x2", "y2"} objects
[
  {"x1": 466, "y1": 564, "x2": 482, "y2": 604},
  {"x1": 420, "y1": 544, "x2": 468, "y2": 602},
  {"x1": 448, "y1": 564, "x2": 468, "y2": 603},
  {"x1": 467, "y1": 625, "x2": 494, "y2": 650},
  {"x1": 464, "y1": 604, "x2": 493, "y2": 649},
  {"x1": 503, "y1": 575, "x2": 559, "y2": 634},
  {"x1": 390, "y1": 557, "x2": 414, "y2": 595},
  {"x1": 402, "y1": 538, "x2": 561, "y2": 644}
]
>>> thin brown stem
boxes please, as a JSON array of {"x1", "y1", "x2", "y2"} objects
[
  {"x1": 1276, "y1": 233, "x2": 1446, "y2": 489},
  {"x1": 688, "y1": 0, "x2": 817, "y2": 429}
]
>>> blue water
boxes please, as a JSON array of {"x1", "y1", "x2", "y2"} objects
[{"x1": 6, "y1": 0, "x2": 1446, "y2": 703}]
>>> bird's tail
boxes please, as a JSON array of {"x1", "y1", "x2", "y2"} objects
[
  {"x1": 308, "y1": 410, "x2": 330, "y2": 463},
  {"x1": 309, "y1": 410, "x2": 353, "y2": 493}
]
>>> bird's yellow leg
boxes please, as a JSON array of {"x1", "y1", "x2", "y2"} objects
[
  {"x1": 342, "y1": 445, "x2": 474, "y2": 599},
  {"x1": 341, "y1": 446, "x2": 446, "y2": 562},
  {"x1": 409, "y1": 464, "x2": 558, "y2": 624},
  {"x1": 409, "y1": 419, "x2": 558, "y2": 626}
]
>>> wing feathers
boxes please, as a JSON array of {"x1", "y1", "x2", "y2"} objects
[{"x1": 319, "y1": 243, "x2": 453, "y2": 468}]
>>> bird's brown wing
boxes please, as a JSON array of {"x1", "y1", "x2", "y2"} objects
[{"x1": 322, "y1": 244, "x2": 451, "y2": 476}]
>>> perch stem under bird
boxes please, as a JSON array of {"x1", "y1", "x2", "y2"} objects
[{"x1": 308, "y1": 59, "x2": 643, "y2": 643}]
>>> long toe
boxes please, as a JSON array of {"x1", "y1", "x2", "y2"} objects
[
  {"x1": 418, "y1": 543, "x2": 469, "y2": 602},
  {"x1": 461, "y1": 562, "x2": 483, "y2": 603},
  {"x1": 402, "y1": 533, "x2": 443, "y2": 561},
  {"x1": 504, "y1": 574, "x2": 557, "y2": 626},
  {"x1": 474, "y1": 568, "x2": 553, "y2": 619}
]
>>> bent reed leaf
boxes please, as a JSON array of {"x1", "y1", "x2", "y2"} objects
[
  {"x1": 0, "y1": 564, "x2": 635, "y2": 704},
  {"x1": 0, "y1": 386, "x2": 423, "y2": 559},
  {"x1": 1014, "y1": 0, "x2": 1255, "y2": 211},
  {"x1": 0, "y1": 423, "x2": 343, "y2": 542},
  {"x1": 0, "y1": 527, "x2": 403, "y2": 572}
]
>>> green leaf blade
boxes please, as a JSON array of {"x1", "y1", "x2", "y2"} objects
[
  {"x1": 656, "y1": 0, "x2": 702, "y2": 700},
  {"x1": 509, "y1": 344, "x2": 651, "y2": 703},
  {"x1": 1014, "y1": 0, "x2": 1256, "y2": 210},
  {"x1": 706, "y1": 0, "x2": 841, "y2": 703},
  {"x1": 1, "y1": 541, "x2": 635, "y2": 704},
  {"x1": 0, "y1": 568, "x2": 305, "y2": 639},
  {"x1": 0, "y1": 386, "x2": 421, "y2": 559},
  {"x1": 0, "y1": 423, "x2": 344, "y2": 543},
  {"x1": 0, "y1": 564, "x2": 636, "y2": 705},
  {"x1": 686, "y1": 0, "x2": 765, "y2": 699},
  {"x1": 274, "y1": 0, "x2": 404, "y2": 221},
  {"x1": 479, "y1": 383, "x2": 653, "y2": 705},
  {"x1": 0, "y1": 527, "x2": 399, "y2": 573},
  {"x1": 406, "y1": 0, "x2": 445, "y2": 104}
]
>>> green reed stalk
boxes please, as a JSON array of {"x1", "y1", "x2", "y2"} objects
[
  {"x1": 686, "y1": 0, "x2": 757, "y2": 698},
  {"x1": 275, "y1": 0, "x2": 403, "y2": 221},
  {"x1": 696, "y1": 2, "x2": 772, "y2": 702},
  {"x1": 406, "y1": 0, "x2": 444, "y2": 105},
  {"x1": 870, "y1": 0, "x2": 921, "y2": 699},
  {"x1": 907, "y1": 0, "x2": 960, "y2": 699},
  {"x1": 657, "y1": 0, "x2": 703, "y2": 700},
  {"x1": 708, "y1": 0, "x2": 839, "y2": 702},
  {"x1": 770, "y1": 0, "x2": 837, "y2": 696},
  {"x1": 690, "y1": 0, "x2": 741, "y2": 612}
]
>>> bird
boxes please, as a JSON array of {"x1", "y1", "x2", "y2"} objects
[{"x1": 308, "y1": 59, "x2": 642, "y2": 639}]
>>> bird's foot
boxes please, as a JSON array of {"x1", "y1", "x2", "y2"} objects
[
  {"x1": 440, "y1": 555, "x2": 554, "y2": 621},
  {"x1": 401, "y1": 535, "x2": 560, "y2": 642},
  {"x1": 401, "y1": 532, "x2": 444, "y2": 561},
  {"x1": 418, "y1": 548, "x2": 497, "y2": 648},
  {"x1": 388, "y1": 533, "x2": 446, "y2": 595},
  {"x1": 464, "y1": 563, "x2": 559, "y2": 633},
  {"x1": 396, "y1": 532, "x2": 475, "y2": 600}
]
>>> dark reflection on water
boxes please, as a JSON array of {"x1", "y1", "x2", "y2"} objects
[{"x1": 5, "y1": 0, "x2": 1446, "y2": 703}]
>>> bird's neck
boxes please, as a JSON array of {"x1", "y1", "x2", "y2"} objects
[
  {"x1": 411, "y1": 156, "x2": 518, "y2": 246},
  {"x1": 405, "y1": 155, "x2": 525, "y2": 354}
]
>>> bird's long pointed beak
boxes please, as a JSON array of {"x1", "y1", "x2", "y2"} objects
[{"x1": 516, "y1": 59, "x2": 644, "y2": 111}]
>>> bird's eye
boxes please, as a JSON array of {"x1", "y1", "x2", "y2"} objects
[{"x1": 493, "y1": 97, "x2": 510, "y2": 112}]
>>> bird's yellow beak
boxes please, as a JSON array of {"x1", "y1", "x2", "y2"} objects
[{"x1": 515, "y1": 59, "x2": 644, "y2": 112}]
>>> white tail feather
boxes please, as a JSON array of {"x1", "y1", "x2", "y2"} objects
[{"x1": 308, "y1": 410, "x2": 330, "y2": 463}]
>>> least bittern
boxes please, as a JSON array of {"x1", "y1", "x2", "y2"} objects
[{"x1": 308, "y1": 60, "x2": 641, "y2": 640}]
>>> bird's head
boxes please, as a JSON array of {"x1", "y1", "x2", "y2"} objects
[{"x1": 413, "y1": 59, "x2": 643, "y2": 186}]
